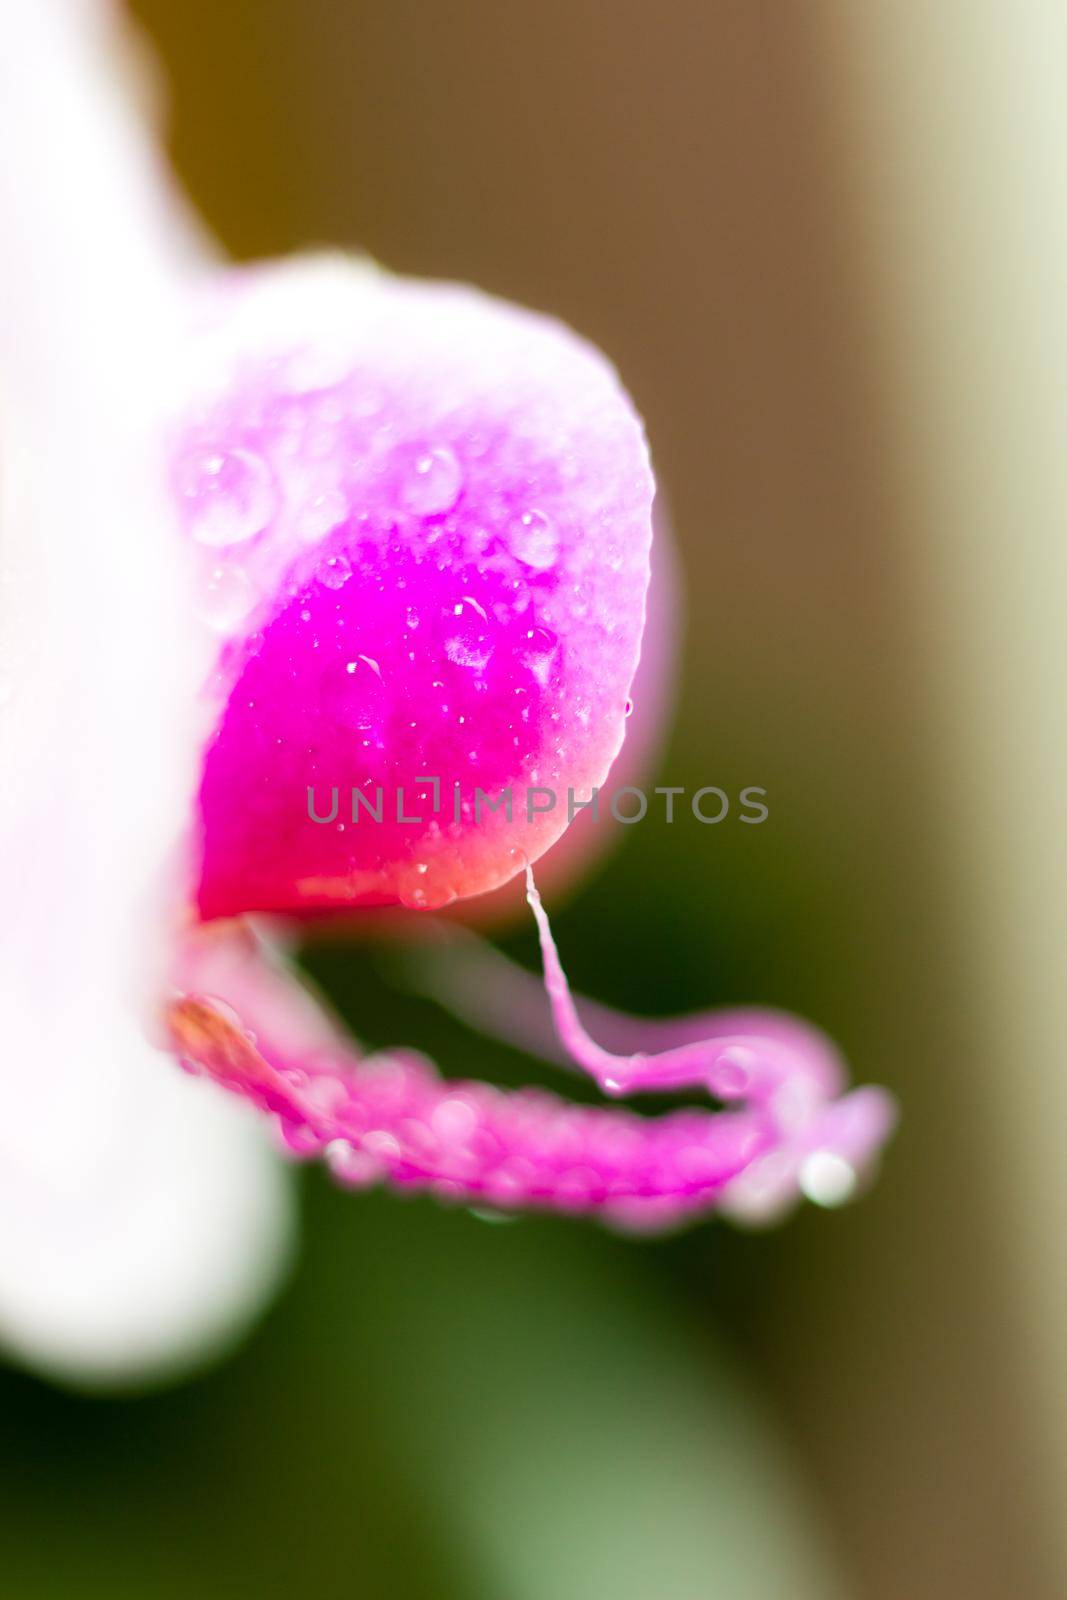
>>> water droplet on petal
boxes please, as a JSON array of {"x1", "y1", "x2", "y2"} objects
[
  {"x1": 363, "y1": 1130, "x2": 401, "y2": 1161},
  {"x1": 319, "y1": 552, "x2": 353, "y2": 590},
  {"x1": 398, "y1": 444, "x2": 464, "y2": 517},
  {"x1": 296, "y1": 488, "x2": 347, "y2": 544},
  {"x1": 798, "y1": 1150, "x2": 857, "y2": 1208},
  {"x1": 283, "y1": 342, "x2": 354, "y2": 395},
  {"x1": 431, "y1": 1097, "x2": 478, "y2": 1142},
  {"x1": 509, "y1": 509, "x2": 559, "y2": 570},
  {"x1": 444, "y1": 598, "x2": 495, "y2": 671},
  {"x1": 321, "y1": 655, "x2": 386, "y2": 732},
  {"x1": 624, "y1": 697, "x2": 634, "y2": 717},
  {"x1": 405, "y1": 606, "x2": 420, "y2": 630},
  {"x1": 520, "y1": 625, "x2": 559, "y2": 686},
  {"x1": 708, "y1": 1045, "x2": 753, "y2": 1097},
  {"x1": 180, "y1": 447, "x2": 276, "y2": 548},
  {"x1": 197, "y1": 564, "x2": 256, "y2": 633}
]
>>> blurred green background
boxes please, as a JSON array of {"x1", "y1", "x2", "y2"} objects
[{"x1": 4, "y1": 3, "x2": 1061, "y2": 1596}]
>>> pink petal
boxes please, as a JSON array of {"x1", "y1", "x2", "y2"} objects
[
  {"x1": 453, "y1": 504, "x2": 682, "y2": 925},
  {"x1": 175, "y1": 259, "x2": 655, "y2": 918}
]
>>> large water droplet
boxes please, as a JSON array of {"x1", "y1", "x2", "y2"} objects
[
  {"x1": 321, "y1": 655, "x2": 387, "y2": 732},
  {"x1": 398, "y1": 444, "x2": 464, "y2": 517},
  {"x1": 197, "y1": 564, "x2": 256, "y2": 633},
  {"x1": 520, "y1": 624, "x2": 559, "y2": 686},
  {"x1": 180, "y1": 447, "x2": 276, "y2": 548},
  {"x1": 798, "y1": 1150, "x2": 857, "y2": 1207},
  {"x1": 318, "y1": 552, "x2": 353, "y2": 590},
  {"x1": 444, "y1": 597, "x2": 494, "y2": 671},
  {"x1": 509, "y1": 509, "x2": 559, "y2": 570}
]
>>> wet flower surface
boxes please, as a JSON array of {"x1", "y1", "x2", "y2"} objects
[
  {"x1": 179, "y1": 260, "x2": 654, "y2": 917},
  {"x1": 170, "y1": 906, "x2": 894, "y2": 1232},
  {"x1": 168, "y1": 260, "x2": 895, "y2": 1234}
]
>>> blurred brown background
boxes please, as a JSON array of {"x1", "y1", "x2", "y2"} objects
[{"x1": 100, "y1": 3, "x2": 1061, "y2": 1596}]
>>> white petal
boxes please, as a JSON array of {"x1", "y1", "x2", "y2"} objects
[
  {"x1": 0, "y1": 1022, "x2": 294, "y2": 1387},
  {"x1": 0, "y1": 0, "x2": 291, "y2": 1382}
]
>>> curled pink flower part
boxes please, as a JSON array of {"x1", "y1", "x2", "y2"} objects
[
  {"x1": 168, "y1": 894, "x2": 894, "y2": 1232},
  {"x1": 179, "y1": 258, "x2": 653, "y2": 916},
  {"x1": 522, "y1": 868, "x2": 895, "y2": 1219}
]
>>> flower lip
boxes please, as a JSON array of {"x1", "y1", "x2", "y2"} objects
[{"x1": 168, "y1": 885, "x2": 896, "y2": 1232}]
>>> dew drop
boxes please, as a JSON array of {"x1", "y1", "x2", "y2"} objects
[
  {"x1": 197, "y1": 564, "x2": 256, "y2": 633},
  {"x1": 363, "y1": 1130, "x2": 401, "y2": 1161},
  {"x1": 624, "y1": 697, "x2": 634, "y2": 718},
  {"x1": 282, "y1": 342, "x2": 354, "y2": 395},
  {"x1": 520, "y1": 625, "x2": 559, "y2": 686},
  {"x1": 444, "y1": 597, "x2": 495, "y2": 671},
  {"x1": 296, "y1": 488, "x2": 347, "y2": 544},
  {"x1": 708, "y1": 1045, "x2": 754, "y2": 1098},
  {"x1": 321, "y1": 654, "x2": 386, "y2": 732},
  {"x1": 318, "y1": 552, "x2": 353, "y2": 591},
  {"x1": 405, "y1": 607, "x2": 420, "y2": 630},
  {"x1": 431, "y1": 1097, "x2": 478, "y2": 1142},
  {"x1": 398, "y1": 444, "x2": 464, "y2": 517},
  {"x1": 179, "y1": 447, "x2": 276, "y2": 548},
  {"x1": 509, "y1": 508, "x2": 559, "y2": 570},
  {"x1": 798, "y1": 1150, "x2": 857, "y2": 1208},
  {"x1": 399, "y1": 875, "x2": 455, "y2": 910}
]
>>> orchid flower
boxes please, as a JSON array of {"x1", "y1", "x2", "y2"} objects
[
  {"x1": 166, "y1": 259, "x2": 896, "y2": 1231},
  {"x1": 1, "y1": 0, "x2": 893, "y2": 1388}
]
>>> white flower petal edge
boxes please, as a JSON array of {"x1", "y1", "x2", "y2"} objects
[{"x1": 0, "y1": 0, "x2": 292, "y2": 1386}]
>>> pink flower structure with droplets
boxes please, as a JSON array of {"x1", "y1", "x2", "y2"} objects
[
  {"x1": 168, "y1": 259, "x2": 896, "y2": 1232},
  {"x1": 170, "y1": 904, "x2": 895, "y2": 1231},
  {"x1": 180, "y1": 259, "x2": 654, "y2": 918}
]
